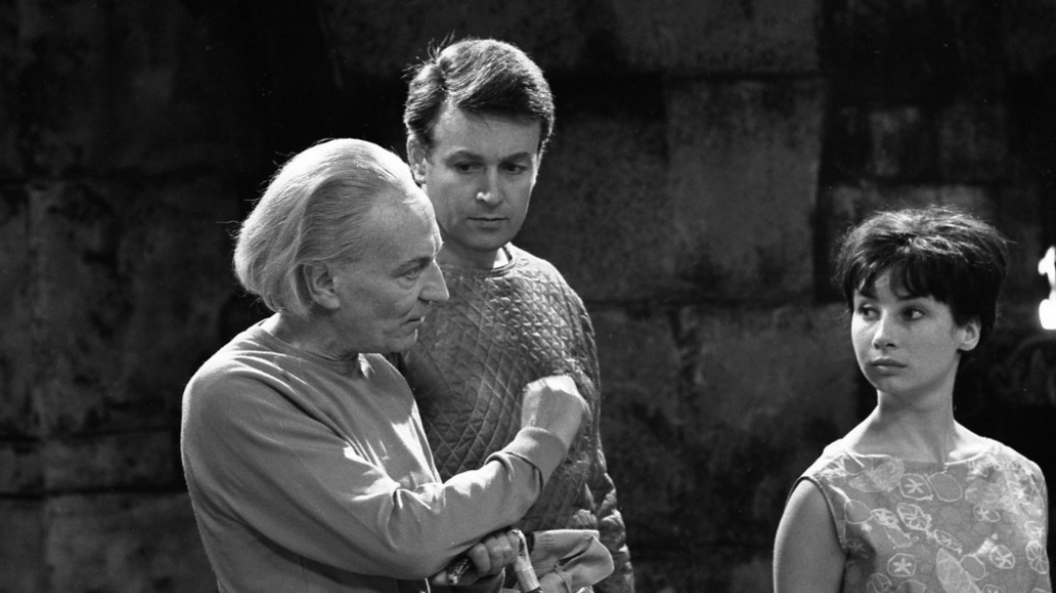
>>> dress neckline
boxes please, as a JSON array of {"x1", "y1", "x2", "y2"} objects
[{"x1": 830, "y1": 437, "x2": 999, "y2": 469}]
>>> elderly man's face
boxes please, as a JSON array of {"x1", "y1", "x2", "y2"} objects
[{"x1": 329, "y1": 190, "x2": 448, "y2": 354}]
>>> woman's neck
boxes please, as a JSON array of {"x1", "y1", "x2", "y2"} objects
[
  {"x1": 845, "y1": 391, "x2": 988, "y2": 464},
  {"x1": 862, "y1": 403, "x2": 957, "y2": 462}
]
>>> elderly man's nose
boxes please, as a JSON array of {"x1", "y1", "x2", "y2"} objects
[{"x1": 422, "y1": 263, "x2": 449, "y2": 303}]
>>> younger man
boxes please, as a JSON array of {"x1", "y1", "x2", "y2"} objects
[{"x1": 398, "y1": 38, "x2": 634, "y2": 592}]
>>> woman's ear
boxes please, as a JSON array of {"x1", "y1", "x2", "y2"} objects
[
  {"x1": 958, "y1": 318, "x2": 981, "y2": 352},
  {"x1": 302, "y1": 263, "x2": 340, "y2": 311}
]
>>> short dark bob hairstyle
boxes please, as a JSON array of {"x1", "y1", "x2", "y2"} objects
[{"x1": 833, "y1": 205, "x2": 1009, "y2": 347}]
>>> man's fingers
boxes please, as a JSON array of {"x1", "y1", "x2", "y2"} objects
[
  {"x1": 466, "y1": 542, "x2": 493, "y2": 576},
  {"x1": 471, "y1": 530, "x2": 521, "y2": 576}
]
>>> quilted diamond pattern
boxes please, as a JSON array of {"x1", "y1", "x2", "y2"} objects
[{"x1": 401, "y1": 247, "x2": 600, "y2": 532}]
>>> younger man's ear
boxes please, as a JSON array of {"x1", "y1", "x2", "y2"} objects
[
  {"x1": 302, "y1": 263, "x2": 340, "y2": 311},
  {"x1": 406, "y1": 139, "x2": 427, "y2": 184}
]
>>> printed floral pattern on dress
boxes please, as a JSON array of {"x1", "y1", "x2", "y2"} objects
[{"x1": 801, "y1": 440, "x2": 1051, "y2": 593}]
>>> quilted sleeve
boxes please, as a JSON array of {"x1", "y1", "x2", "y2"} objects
[{"x1": 576, "y1": 302, "x2": 635, "y2": 593}]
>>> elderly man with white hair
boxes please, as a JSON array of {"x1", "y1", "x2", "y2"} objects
[{"x1": 181, "y1": 138, "x2": 588, "y2": 593}]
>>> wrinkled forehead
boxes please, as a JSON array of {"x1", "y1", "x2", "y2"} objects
[
  {"x1": 353, "y1": 191, "x2": 437, "y2": 255},
  {"x1": 401, "y1": 182, "x2": 436, "y2": 219}
]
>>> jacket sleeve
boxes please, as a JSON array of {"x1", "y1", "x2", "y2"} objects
[
  {"x1": 182, "y1": 360, "x2": 567, "y2": 579},
  {"x1": 576, "y1": 307, "x2": 635, "y2": 593}
]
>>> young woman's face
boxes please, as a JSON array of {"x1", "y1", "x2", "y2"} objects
[{"x1": 851, "y1": 271, "x2": 979, "y2": 403}]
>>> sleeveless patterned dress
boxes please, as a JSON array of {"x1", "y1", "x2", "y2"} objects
[{"x1": 800, "y1": 438, "x2": 1051, "y2": 593}]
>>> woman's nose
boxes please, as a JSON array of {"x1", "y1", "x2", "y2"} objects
[{"x1": 872, "y1": 315, "x2": 896, "y2": 349}]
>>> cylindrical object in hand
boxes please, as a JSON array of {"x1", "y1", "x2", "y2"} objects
[{"x1": 512, "y1": 530, "x2": 541, "y2": 593}]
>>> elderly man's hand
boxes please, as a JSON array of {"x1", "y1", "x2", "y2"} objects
[
  {"x1": 520, "y1": 374, "x2": 589, "y2": 452},
  {"x1": 430, "y1": 529, "x2": 520, "y2": 587}
]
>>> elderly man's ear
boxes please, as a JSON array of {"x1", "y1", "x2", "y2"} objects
[
  {"x1": 302, "y1": 263, "x2": 341, "y2": 310},
  {"x1": 406, "y1": 139, "x2": 427, "y2": 185}
]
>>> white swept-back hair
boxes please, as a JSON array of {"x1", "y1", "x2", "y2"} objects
[{"x1": 233, "y1": 138, "x2": 419, "y2": 319}]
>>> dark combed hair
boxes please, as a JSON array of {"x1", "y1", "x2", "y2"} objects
[
  {"x1": 403, "y1": 37, "x2": 555, "y2": 154},
  {"x1": 833, "y1": 205, "x2": 1009, "y2": 347}
]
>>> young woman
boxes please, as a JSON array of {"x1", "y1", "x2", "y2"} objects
[{"x1": 774, "y1": 206, "x2": 1051, "y2": 593}]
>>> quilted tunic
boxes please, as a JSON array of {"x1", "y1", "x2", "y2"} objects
[
  {"x1": 397, "y1": 244, "x2": 633, "y2": 592},
  {"x1": 800, "y1": 438, "x2": 1051, "y2": 593}
]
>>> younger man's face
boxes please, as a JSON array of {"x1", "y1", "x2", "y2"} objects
[{"x1": 408, "y1": 100, "x2": 542, "y2": 270}]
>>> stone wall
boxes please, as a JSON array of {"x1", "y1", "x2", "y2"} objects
[
  {"x1": 0, "y1": 1, "x2": 261, "y2": 591},
  {"x1": 1, "y1": 0, "x2": 1054, "y2": 591}
]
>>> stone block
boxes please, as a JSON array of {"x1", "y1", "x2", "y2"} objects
[
  {"x1": 16, "y1": 0, "x2": 258, "y2": 177},
  {"x1": 675, "y1": 303, "x2": 858, "y2": 436},
  {"x1": 29, "y1": 181, "x2": 237, "y2": 434},
  {"x1": 601, "y1": 392, "x2": 698, "y2": 550},
  {"x1": 0, "y1": 440, "x2": 42, "y2": 495},
  {"x1": 609, "y1": 303, "x2": 860, "y2": 555},
  {"x1": 0, "y1": 499, "x2": 45, "y2": 593},
  {"x1": 44, "y1": 492, "x2": 214, "y2": 593},
  {"x1": 318, "y1": 0, "x2": 820, "y2": 78},
  {"x1": 1003, "y1": 0, "x2": 1056, "y2": 73},
  {"x1": 592, "y1": 307, "x2": 681, "y2": 420},
  {"x1": 16, "y1": 0, "x2": 118, "y2": 175},
  {"x1": 666, "y1": 79, "x2": 825, "y2": 301},
  {"x1": 611, "y1": 0, "x2": 821, "y2": 74},
  {"x1": 824, "y1": 182, "x2": 996, "y2": 229},
  {"x1": 111, "y1": 184, "x2": 240, "y2": 428},
  {"x1": 864, "y1": 106, "x2": 934, "y2": 180},
  {"x1": 590, "y1": 306, "x2": 681, "y2": 495},
  {"x1": 937, "y1": 96, "x2": 1008, "y2": 182},
  {"x1": 988, "y1": 184, "x2": 1048, "y2": 300},
  {"x1": 42, "y1": 431, "x2": 179, "y2": 492},
  {"x1": 0, "y1": 190, "x2": 34, "y2": 437},
  {"x1": 826, "y1": 103, "x2": 938, "y2": 182},
  {"x1": 517, "y1": 95, "x2": 680, "y2": 302},
  {"x1": 631, "y1": 530, "x2": 775, "y2": 593},
  {"x1": 0, "y1": 0, "x2": 20, "y2": 179},
  {"x1": 680, "y1": 303, "x2": 857, "y2": 536},
  {"x1": 824, "y1": 0, "x2": 1002, "y2": 96},
  {"x1": 317, "y1": 0, "x2": 590, "y2": 77},
  {"x1": 588, "y1": 306, "x2": 683, "y2": 555}
]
